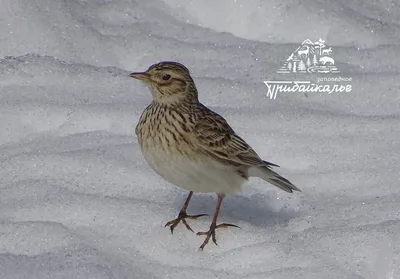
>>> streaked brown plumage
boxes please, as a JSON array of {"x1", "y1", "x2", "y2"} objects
[{"x1": 130, "y1": 61, "x2": 300, "y2": 250}]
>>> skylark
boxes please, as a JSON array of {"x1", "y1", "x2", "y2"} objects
[{"x1": 130, "y1": 61, "x2": 301, "y2": 250}]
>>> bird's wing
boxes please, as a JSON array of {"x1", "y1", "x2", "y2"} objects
[{"x1": 193, "y1": 109, "x2": 278, "y2": 168}]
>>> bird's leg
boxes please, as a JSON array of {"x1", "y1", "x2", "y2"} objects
[
  {"x1": 164, "y1": 191, "x2": 208, "y2": 234},
  {"x1": 197, "y1": 194, "x2": 240, "y2": 250}
]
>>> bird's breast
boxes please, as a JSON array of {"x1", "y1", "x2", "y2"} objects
[{"x1": 135, "y1": 105, "x2": 196, "y2": 157}]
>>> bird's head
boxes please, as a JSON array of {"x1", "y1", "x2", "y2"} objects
[{"x1": 130, "y1": 61, "x2": 198, "y2": 105}]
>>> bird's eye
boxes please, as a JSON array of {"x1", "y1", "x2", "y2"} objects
[{"x1": 162, "y1": 74, "x2": 171, "y2": 81}]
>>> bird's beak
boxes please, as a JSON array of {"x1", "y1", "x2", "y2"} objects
[{"x1": 129, "y1": 71, "x2": 150, "y2": 82}]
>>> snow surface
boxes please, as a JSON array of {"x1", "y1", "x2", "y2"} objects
[{"x1": 1, "y1": 0, "x2": 400, "y2": 278}]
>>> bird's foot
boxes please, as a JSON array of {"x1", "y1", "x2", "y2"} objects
[
  {"x1": 197, "y1": 222, "x2": 240, "y2": 250},
  {"x1": 164, "y1": 210, "x2": 208, "y2": 234}
]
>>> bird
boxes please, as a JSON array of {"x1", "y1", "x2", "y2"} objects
[{"x1": 130, "y1": 61, "x2": 301, "y2": 250}]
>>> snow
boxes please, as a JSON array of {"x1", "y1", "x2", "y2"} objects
[{"x1": 1, "y1": 0, "x2": 400, "y2": 278}]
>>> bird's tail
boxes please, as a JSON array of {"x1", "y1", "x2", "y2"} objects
[{"x1": 248, "y1": 166, "x2": 301, "y2": 193}]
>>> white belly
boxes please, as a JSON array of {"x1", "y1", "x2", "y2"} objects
[{"x1": 142, "y1": 148, "x2": 246, "y2": 195}]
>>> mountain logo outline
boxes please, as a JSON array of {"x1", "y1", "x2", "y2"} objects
[{"x1": 277, "y1": 38, "x2": 339, "y2": 74}]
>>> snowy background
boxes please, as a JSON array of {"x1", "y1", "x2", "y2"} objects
[{"x1": 1, "y1": 0, "x2": 400, "y2": 278}]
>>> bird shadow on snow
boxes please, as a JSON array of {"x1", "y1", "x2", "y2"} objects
[{"x1": 169, "y1": 190, "x2": 301, "y2": 228}]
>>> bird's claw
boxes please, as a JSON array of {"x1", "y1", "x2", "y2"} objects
[
  {"x1": 197, "y1": 222, "x2": 240, "y2": 250},
  {"x1": 164, "y1": 211, "x2": 208, "y2": 234}
]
